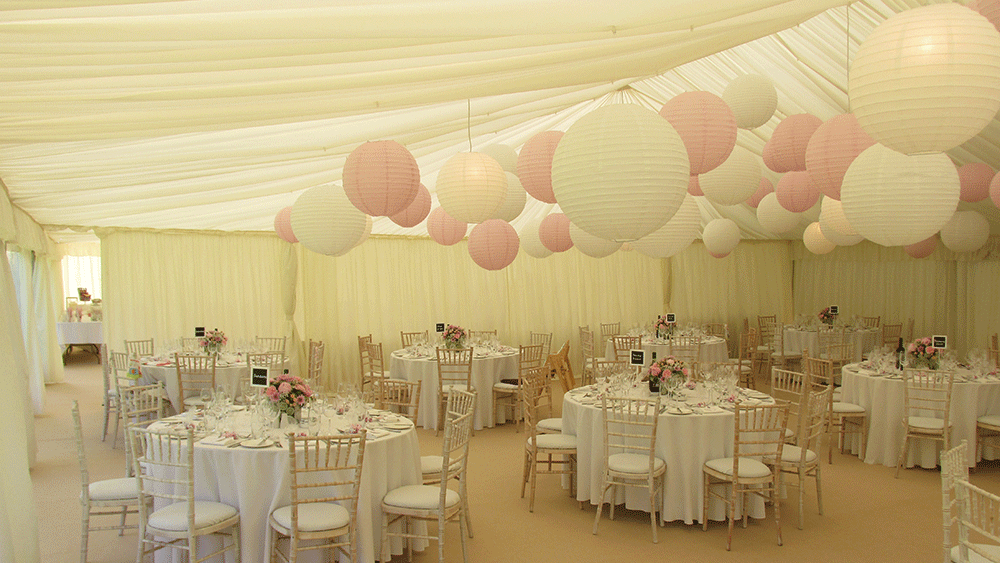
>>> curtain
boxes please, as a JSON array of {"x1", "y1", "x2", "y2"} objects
[{"x1": 8, "y1": 250, "x2": 45, "y2": 413}]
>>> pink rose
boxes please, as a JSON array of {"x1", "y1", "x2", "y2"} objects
[
  {"x1": 295, "y1": 395, "x2": 306, "y2": 405},
  {"x1": 907, "y1": 344, "x2": 916, "y2": 353},
  {"x1": 278, "y1": 382, "x2": 292, "y2": 395},
  {"x1": 926, "y1": 346, "x2": 936, "y2": 355},
  {"x1": 650, "y1": 366, "x2": 662, "y2": 376},
  {"x1": 682, "y1": 368, "x2": 689, "y2": 376},
  {"x1": 265, "y1": 386, "x2": 279, "y2": 400},
  {"x1": 922, "y1": 337, "x2": 932, "y2": 345}
]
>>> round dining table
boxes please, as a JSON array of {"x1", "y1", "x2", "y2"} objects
[
  {"x1": 562, "y1": 384, "x2": 774, "y2": 525},
  {"x1": 389, "y1": 345, "x2": 519, "y2": 431},
  {"x1": 137, "y1": 353, "x2": 251, "y2": 410},
  {"x1": 840, "y1": 362, "x2": 1000, "y2": 468},
  {"x1": 603, "y1": 335, "x2": 729, "y2": 364},
  {"x1": 783, "y1": 327, "x2": 880, "y2": 363},
  {"x1": 146, "y1": 407, "x2": 424, "y2": 563}
]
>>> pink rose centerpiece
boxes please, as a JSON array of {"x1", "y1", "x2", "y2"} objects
[
  {"x1": 653, "y1": 315, "x2": 673, "y2": 340},
  {"x1": 264, "y1": 373, "x2": 314, "y2": 422},
  {"x1": 200, "y1": 329, "x2": 227, "y2": 354},
  {"x1": 647, "y1": 355, "x2": 688, "y2": 395},
  {"x1": 818, "y1": 307, "x2": 836, "y2": 325},
  {"x1": 443, "y1": 324, "x2": 468, "y2": 349},
  {"x1": 907, "y1": 337, "x2": 940, "y2": 370}
]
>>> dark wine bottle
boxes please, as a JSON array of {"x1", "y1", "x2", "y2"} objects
[{"x1": 895, "y1": 337, "x2": 905, "y2": 370}]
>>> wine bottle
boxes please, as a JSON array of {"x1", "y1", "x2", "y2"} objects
[{"x1": 895, "y1": 337, "x2": 905, "y2": 370}]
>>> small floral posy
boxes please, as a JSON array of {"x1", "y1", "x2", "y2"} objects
[
  {"x1": 201, "y1": 329, "x2": 227, "y2": 352},
  {"x1": 443, "y1": 324, "x2": 468, "y2": 348},
  {"x1": 264, "y1": 373, "x2": 314, "y2": 420},
  {"x1": 654, "y1": 315, "x2": 673, "y2": 338},
  {"x1": 818, "y1": 307, "x2": 836, "y2": 325},
  {"x1": 907, "y1": 336, "x2": 940, "y2": 369},
  {"x1": 647, "y1": 355, "x2": 688, "y2": 388}
]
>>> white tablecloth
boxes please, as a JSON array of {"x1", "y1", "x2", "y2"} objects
[
  {"x1": 139, "y1": 358, "x2": 250, "y2": 409},
  {"x1": 603, "y1": 335, "x2": 729, "y2": 364},
  {"x1": 783, "y1": 327, "x2": 879, "y2": 363},
  {"x1": 389, "y1": 348, "x2": 518, "y2": 430},
  {"x1": 148, "y1": 411, "x2": 423, "y2": 563},
  {"x1": 562, "y1": 385, "x2": 771, "y2": 525},
  {"x1": 840, "y1": 363, "x2": 1000, "y2": 468},
  {"x1": 56, "y1": 321, "x2": 103, "y2": 345}
]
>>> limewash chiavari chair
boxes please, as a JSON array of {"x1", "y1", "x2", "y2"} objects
[
  {"x1": 124, "y1": 338, "x2": 154, "y2": 358},
  {"x1": 99, "y1": 344, "x2": 121, "y2": 443},
  {"x1": 307, "y1": 339, "x2": 325, "y2": 385},
  {"x1": 704, "y1": 322, "x2": 727, "y2": 339},
  {"x1": 400, "y1": 330, "x2": 428, "y2": 348},
  {"x1": 668, "y1": 334, "x2": 701, "y2": 366},
  {"x1": 255, "y1": 335, "x2": 287, "y2": 353},
  {"x1": 436, "y1": 347, "x2": 474, "y2": 436},
  {"x1": 546, "y1": 340, "x2": 575, "y2": 396},
  {"x1": 174, "y1": 353, "x2": 217, "y2": 410},
  {"x1": 600, "y1": 322, "x2": 621, "y2": 343},
  {"x1": 953, "y1": 479, "x2": 1000, "y2": 563},
  {"x1": 859, "y1": 315, "x2": 881, "y2": 329},
  {"x1": 776, "y1": 383, "x2": 832, "y2": 530},
  {"x1": 530, "y1": 331, "x2": 553, "y2": 354},
  {"x1": 896, "y1": 368, "x2": 954, "y2": 478},
  {"x1": 358, "y1": 334, "x2": 373, "y2": 385},
  {"x1": 469, "y1": 329, "x2": 498, "y2": 342},
  {"x1": 521, "y1": 370, "x2": 579, "y2": 513},
  {"x1": 770, "y1": 367, "x2": 807, "y2": 445},
  {"x1": 378, "y1": 378, "x2": 421, "y2": 422},
  {"x1": 803, "y1": 354, "x2": 867, "y2": 463},
  {"x1": 612, "y1": 335, "x2": 640, "y2": 364},
  {"x1": 118, "y1": 382, "x2": 164, "y2": 478},
  {"x1": 180, "y1": 337, "x2": 201, "y2": 352},
  {"x1": 579, "y1": 327, "x2": 598, "y2": 386},
  {"x1": 881, "y1": 323, "x2": 903, "y2": 348},
  {"x1": 420, "y1": 389, "x2": 476, "y2": 538},
  {"x1": 363, "y1": 341, "x2": 389, "y2": 405},
  {"x1": 493, "y1": 343, "x2": 546, "y2": 430}
]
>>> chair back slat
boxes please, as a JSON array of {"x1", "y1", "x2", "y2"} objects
[
  {"x1": 400, "y1": 330, "x2": 428, "y2": 348},
  {"x1": 175, "y1": 353, "x2": 217, "y2": 403},
  {"x1": 600, "y1": 322, "x2": 621, "y2": 342},
  {"x1": 378, "y1": 378, "x2": 421, "y2": 422},
  {"x1": 125, "y1": 338, "x2": 154, "y2": 357}
]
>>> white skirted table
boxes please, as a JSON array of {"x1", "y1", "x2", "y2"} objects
[
  {"x1": 56, "y1": 321, "x2": 102, "y2": 360},
  {"x1": 782, "y1": 327, "x2": 880, "y2": 363},
  {"x1": 138, "y1": 354, "x2": 252, "y2": 409},
  {"x1": 603, "y1": 335, "x2": 729, "y2": 363},
  {"x1": 840, "y1": 362, "x2": 1000, "y2": 468}
]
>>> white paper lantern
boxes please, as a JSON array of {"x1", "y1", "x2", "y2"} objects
[
  {"x1": 803, "y1": 222, "x2": 836, "y2": 255},
  {"x1": 722, "y1": 74, "x2": 778, "y2": 129},
  {"x1": 491, "y1": 172, "x2": 527, "y2": 222},
  {"x1": 551, "y1": 103, "x2": 690, "y2": 242},
  {"x1": 569, "y1": 223, "x2": 621, "y2": 258},
  {"x1": 940, "y1": 210, "x2": 990, "y2": 252},
  {"x1": 818, "y1": 197, "x2": 863, "y2": 246},
  {"x1": 841, "y1": 144, "x2": 960, "y2": 247},
  {"x1": 631, "y1": 194, "x2": 702, "y2": 258},
  {"x1": 699, "y1": 146, "x2": 762, "y2": 206},
  {"x1": 702, "y1": 218, "x2": 741, "y2": 257},
  {"x1": 290, "y1": 184, "x2": 368, "y2": 257},
  {"x1": 519, "y1": 217, "x2": 553, "y2": 259},
  {"x1": 435, "y1": 152, "x2": 507, "y2": 223},
  {"x1": 849, "y1": 3, "x2": 1000, "y2": 154},
  {"x1": 333, "y1": 215, "x2": 372, "y2": 256},
  {"x1": 756, "y1": 192, "x2": 800, "y2": 234},
  {"x1": 479, "y1": 144, "x2": 518, "y2": 173}
]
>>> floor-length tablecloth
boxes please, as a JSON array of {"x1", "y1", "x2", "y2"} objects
[
  {"x1": 783, "y1": 328, "x2": 879, "y2": 363},
  {"x1": 139, "y1": 358, "x2": 250, "y2": 409},
  {"x1": 603, "y1": 335, "x2": 729, "y2": 364}
]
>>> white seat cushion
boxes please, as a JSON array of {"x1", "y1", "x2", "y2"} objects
[
  {"x1": 781, "y1": 445, "x2": 818, "y2": 464},
  {"x1": 148, "y1": 501, "x2": 238, "y2": 532},
  {"x1": 705, "y1": 457, "x2": 772, "y2": 479},
  {"x1": 833, "y1": 402, "x2": 865, "y2": 414},
  {"x1": 271, "y1": 502, "x2": 350, "y2": 532},
  {"x1": 537, "y1": 418, "x2": 562, "y2": 433},
  {"x1": 383, "y1": 485, "x2": 460, "y2": 510},
  {"x1": 88, "y1": 477, "x2": 139, "y2": 501},
  {"x1": 528, "y1": 434, "x2": 577, "y2": 450},
  {"x1": 492, "y1": 382, "x2": 518, "y2": 391},
  {"x1": 950, "y1": 543, "x2": 1000, "y2": 562},
  {"x1": 832, "y1": 388, "x2": 843, "y2": 401},
  {"x1": 907, "y1": 416, "x2": 945, "y2": 431},
  {"x1": 608, "y1": 452, "x2": 665, "y2": 474},
  {"x1": 977, "y1": 414, "x2": 1000, "y2": 427}
]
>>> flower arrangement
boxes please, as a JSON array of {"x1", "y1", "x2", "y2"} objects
[
  {"x1": 264, "y1": 373, "x2": 314, "y2": 421},
  {"x1": 647, "y1": 355, "x2": 688, "y2": 394},
  {"x1": 200, "y1": 329, "x2": 227, "y2": 353},
  {"x1": 907, "y1": 337, "x2": 940, "y2": 370},
  {"x1": 653, "y1": 315, "x2": 673, "y2": 339},
  {"x1": 818, "y1": 307, "x2": 836, "y2": 325},
  {"x1": 443, "y1": 324, "x2": 468, "y2": 349}
]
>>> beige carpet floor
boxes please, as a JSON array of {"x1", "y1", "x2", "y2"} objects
[{"x1": 33, "y1": 349, "x2": 1000, "y2": 563}]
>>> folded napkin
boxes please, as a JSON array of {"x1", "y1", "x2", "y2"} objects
[
  {"x1": 200, "y1": 434, "x2": 241, "y2": 447},
  {"x1": 365, "y1": 428, "x2": 390, "y2": 440}
]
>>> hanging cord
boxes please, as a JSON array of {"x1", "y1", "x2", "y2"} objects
[{"x1": 846, "y1": 3, "x2": 851, "y2": 113}]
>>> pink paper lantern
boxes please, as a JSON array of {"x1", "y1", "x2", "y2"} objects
[
  {"x1": 775, "y1": 171, "x2": 820, "y2": 212},
  {"x1": 805, "y1": 114, "x2": 877, "y2": 200},
  {"x1": 992, "y1": 171, "x2": 1000, "y2": 208},
  {"x1": 342, "y1": 140, "x2": 420, "y2": 216},
  {"x1": 762, "y1": 114, "x2": 823, "y2": 173},
  {"x1": 958, "y1": 162, "x2": 994, "y2": 202},
  {"x1": 688, "y1": 175, "x2": 703, "y2": 196},
  {"x1": 747, "y1": 177, "x2": 774, "y2": 208},
  {"x1": 273, "y1": 206, "x2": 298, "y2": 243},
  {"x1": 516, "y1": 131, "x2": 563, "y2": 204},
  {"x1": 538, "y1": 213, "x2": 573, "y2": 252},
  {"x1": 389, "y1": 183, "x2": 431, "y2": 228},
  {"x1": 426, "y1": 207, "x2": 467, "y2": 246},
  {"x1": 904, "y1": 234, "x2": 938, "y2": 259},
  {"x1": 468, "y1": 219, "x2": 520, "y2": 271},
  {"x1": 659, "y1": 91, "x2": 737, "y2": 175},
  {"x1": 969, "y1": 0, "x2": 1000, "y2": 33},
  {"x1": 709, "y1": 251, "x2": 731, "y2": 259}
]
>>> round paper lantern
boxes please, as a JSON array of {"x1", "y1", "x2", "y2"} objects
[
  {"x1": 290, "y1": 184, "x2": 368, "y2": 257},
  {"x1": 342, "y1": 140, "x2": 420, "y2": 216},
  {"x1": 538, "y1": 213, "x2": 573, "y2": 253},
  {"x1": 940, "y1": 210, "x2": 990, "y2": 252},
  {"x1": 334, "y1": 215, "x2": 372, "y2": 256},
  {"x1": 519, "y1": 217, "x2": 553, "y2": 258},
  {"x1": 841, "y1": 144, "x2": 960, "y2": 247},
  {"x1": 426, "y1": 207, "x2": 467, "y2": 246},
  {"x1": 905, "y1": 234, "x2": 938, "y2": 259},
  {"x1": 435, "y1": 152, "x2": 507, "y2": 223},
  {"x1": 659, "y1": 91, "x2": 737, "y2": 175},
  {"x1": 551, "y1": 103, "x2": 689, "y2": 242},
  {"x1": 702, "y1": 218, "x2": 741, "y2": 257},
  {"x1": 756, "y1": 192, "x2": 800, "y2": 234},
  {"x1": 805, "y1": 114, "x2": 877, "y2": 200},
  {"x1": 775, "y1": 171, "x2": 820, "y2": 213},
  {"x1": 970, "y1": 0, "x2": 1000, "y2": 32},
  {"x1": 818, "y1": 197, "x2": 863, "y2": 246},
  {"x1": 468, "y1": 219, "x2": 519, "y2": 270},
  {"x1": 479, "y1": 144, "x2": 518, "y2": 173},
  {"x1": 631, "y1": 194, "x2": 701, "y2": 258},
  {"x1": 748, "y1": 177, "x2": 774, "y2": 208},
  {"x1": 389, "y1": 183, "x2": 432, "y2": 228},
  {"x1": 722, "y1": 74, "x2": 778, "y2": 129},
  {"x1": 687, "y1": 175, "x2": 703, "y2": 196},
  {"x1": 849, "y1": 3, "x2": 1000, "y2": 154},
  {"x1": 958, "y1": 162, "x2": 994, "y2": 203},
  {"x1": 699, "y1": 146, "x2": 761, "y2": 206},
  {"x1": 762, "y1": 114, "x2": 823, "y2": 173},
  {"x1": 517, "y1": 131, "x2": 563, "y2": 204},
  {"x1": 273, "y1": 206, "x2": 298, "y2": 243},
  {"x1": 569, "y1": 223, "x2": 621, "y2": 258},
  {"x1": 803, "y1": 222, "x2": 836, "y2": 255},
  {"x1": 491, "y1": 172, "x2": 527, "y2": 222}
]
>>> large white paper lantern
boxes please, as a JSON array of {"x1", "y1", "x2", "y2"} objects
[
  {"x1": 479, "y1": 144, "x2": 518, "y2": 173},
  {"x1": 849, "y1": 3, "x2": 1000, "y2": 154},
  {"x1": 468, "y1": 219, "x2": 519, "y2": 270},
  {"x1": 940, "y1": 210, "x2": 990, "y2": 252},
  {"x1": 435, "y1": 152, "x2": 507, "y2": 223},
  {"x1": 551, "y1": 103, "x2": 690, "y2": 242},
  {"x1": 722, "y1": 74, "x2": 778, "y2": 129},
  {"x1": 290, "y1": 184, "x2": 368, "y2": 257},
  {"x1": 519, "y1": 217, "x2": 553, "y2": 259},
  {"x1": 631, "y1": 194, "x2": 701, "y2": 258},
  {"x1": 702, "y1": 218, "x2": 741, "y2": 257},
  {"x1": 756, "y1": 192, "x2": 800, "y2": 234},
  {"x1": 491, "y1": 172, "x2": 527, "y2": 222},
  {"x1": 334, "y1": 215, "x2": 372, "y2": 256},
  {"x1": 803, "y1": 222, "x2": 836, "y2": 255},
  {"x1": 569, "y1": 223, "x2": 621, "y2": 258},
  {"x1": 841, "y1": 144, "x2": 960, "y2": 247},
  {"x1": 699, "y1": 146, "x2": 761, "y2": 206},
  {"x1": 818, "y1": 197, "x2": 863, "y2": 246}
]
